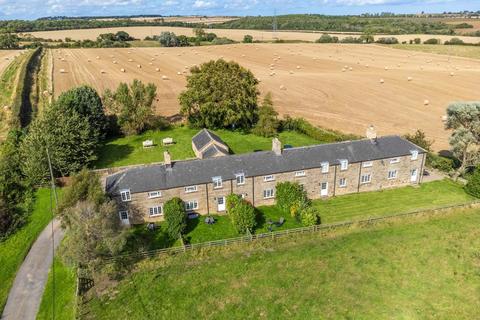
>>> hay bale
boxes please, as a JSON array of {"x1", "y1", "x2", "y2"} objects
[
  {"x1": 379, "y1": 79, "x2": 385, "y2": 84},
  {"x1": 113, "y1": 61, "x2": 117, "y2": 64},
  {"x1": 450, "y1": 72, "x2": 455, "y2": 77},
  {"x1": 441, "y1": 115, "x2": 448, "y2": 122},
  {"x1": 384, "y1": 66, "x2": 389, "y2": 71},
  {"x1": 349, "y1": 67, "x2": 353, "y2": 71},
  {"x1": 296, "y1": 65, "x2": 301, "y2": 69},
  {"x1": 137, "y1": 64, "x2": 142, "y2": 68},
  {"x1": 162, "y1": 75, "x2": 169, "y2": 80},
  {"x1": 177, "y1": 72, "x2": 182, "y2": 75},
  {"x1": 155, "y1": 68, "x2": 160, "y2": 72},
  {"x1": 96, "y1": 56, "x2": 100, "y2": 59},
  {"x1": 424, "y1": 99, "x2": 430, "y2": 106},
  {"x1": 289, "y1": 71, "x2": 294, "y2": 74},
  {"x1": 407, "y1": 76, "x2": 413, "y2": 81},
  {"x1": 280, "y1": 85, "x2": 287, "y2": 91},
  {"x1": 128, "y1": 59, "x2": 133, "y2": 62},
  {"x1": 100, "y1": 70, "x2": 106, "y2": 74},
  {"x1": 149, "y1": 62, "x2": 153, "y2": 65},
  {"x1": 59, "y1": 69, "x2": 66, "y2": 73},
  {"x1": 87, "y1": 59, "x2": 91, "y2": 62},
  {"x1": 120, "y1": 68, "x2": 126, "y2": 73}
]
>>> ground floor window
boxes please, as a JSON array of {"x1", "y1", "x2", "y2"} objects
[
  {"x1": 185, "y1": 200, "x2": 199, "y2": 211},
  {"x1": 388, "y1": 170, "x2": 398, "y2": 180},
  {"x1": 263, "y1": 188, "x2": 275, "y2": 199},
  {"x1": 361, "y1": 174, "x2": 371, "y2": 184},
  {"x1": 339, "y1": 178, "x2": 347, "y2": 187},
  {"x1": 149, "y1": 205, "x2": 163, "y2": 217}
]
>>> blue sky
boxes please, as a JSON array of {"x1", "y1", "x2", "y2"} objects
[{"x1": 0, "y1": 0, "x2": 479, "y2": 20}]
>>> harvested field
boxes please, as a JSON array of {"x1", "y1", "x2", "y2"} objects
[
  {"x1": 0, "y1": 50, "x2": 22, "y2": 75},
  {"x1": 52, "y1": 43, "x2": 480, "y2": 150},
  {"x1": 97, "y1": 16, "x2": 236, "y2": 24},
  {"x1": 27, "y1": 26, "x2": 480, "y2": 44}
]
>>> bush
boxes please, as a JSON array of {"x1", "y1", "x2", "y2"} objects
[
  {"x1": 465, "y1": 168, "x2": 480, "y2": 198},
  {"x1": 376, "y1": 37, "x2": 399, "y2": 44},
  {"x1": 414, "y1": 38, "x2": 421, "y2": 44},
  {"x1": 316, "y1": 34, "x2": 334, "y2": 43},
  {"x1": 427, "y1": 154, "x2": 455, "y2": 173},
  {"x1": 275, "y1": 182, "x2": 309, "y2": 217},
  {"x1": 403, "y1": 130, "x2": 433, "y2": 152},
  {"x1": 252, "y1": 93, "x2": 279, "y2": 138},
  {"x1": 424, "y1": 38, "x2": 440, "y2": 45},
  {"x1": 212, "y1": 37, "x2": 235, "y2": 45},
  {"x1": 164, "y1": 198, "x2": 187, "y2": 239},
  {"x1": 226, "y1": 194, "x2": 256, "y2": 234},
  {"x1": 340, "y1": 36, "x2": 363, "y2": 44},
  {"x1": 445, "y1": 38, "x2": 465, "y2": 45},
  {"x1": 300, "y1": 206, "x2": 320, "y2": 227},
  {"x1": 243, "y1": 35, "x2": 253, "y2": 43}
]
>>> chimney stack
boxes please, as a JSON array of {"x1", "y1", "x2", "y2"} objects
[
  {"x1": 366, "y1": 125, "x2": 377, "y2": 143},
  {"x1": 164, "y1": 151, "x2": 172, "y2": 170},
  {"x1": 272, "y1": 137, "x2": 282, "y2": 156}
]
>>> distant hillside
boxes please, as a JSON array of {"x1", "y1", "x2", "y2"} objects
[{"x1": 212, "y1": 14, "x2": 456, "y2": 35}]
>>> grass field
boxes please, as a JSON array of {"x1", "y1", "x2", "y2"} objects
[
  {"x1": 392, "y1": 44, "x2": 480, "y2": 60},
  {"x1": 83, "y1": 206, "x2": 480, "y2": 319},
  {"x1": 0, "y1": 188, "x2": 54, "y2": 313},
  {"x1": 125, "y1": 179, "x2": 473, "y2": 252},
  {"x1": 37, "y1": 256, "x2": 77, "y2": 320},
  {"x1": 95, "y1": 126, "x2": 320, "y2": 168}
]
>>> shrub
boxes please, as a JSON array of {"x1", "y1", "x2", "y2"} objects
[
  {"x1": 276, "y1": 182, "x2": 309, "y2": 216},
  {"x1": 403, "y1": 130, "x2": 433, "y2": 152},
  {"x1": 424, "y1": 38, "x2": 440, "y2": 45},
  {"x1": 226, "y1": 194, "x2": 256, "y2": 234},
  {"x1": 243, "y1": 34, "x2": 253, "y2": 43},
  {"x1": 212, "y1": 37, "x2": 235, "y2": 45},
  {"x1": 316, "y1": 34, "x2": 334, "y2": 43},
  {"x1": 376, "y1": 37, "x2": 399, "y2": 44},
  {"x1": 340, "y1": 36, "x2": 363, "y2": 44},
  {"x1": 445, "y1": 38, "x2": 465, "y2": 45},
  {"x1": 252, "y1": 93, "x2": 279, "y2": 138},
  {"x1": 414, "y1": 38, "x2": 421, "y2": 44},
  {"x1": 300, "y1": 206, "x2": 320, "y2": 227},
  {"x1": 164, "y1": 198, "x2": 187, "y2": 239},
  {"x1": 465, "y1": 168, "x2": 480, "y2": 198},
  {"x1": 427, "y1": 154, "x2": 455, "y2": 173}
]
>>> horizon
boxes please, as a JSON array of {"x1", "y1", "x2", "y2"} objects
[{"x1": 0, "y1": 0, "x2": 479, "y2": 21}]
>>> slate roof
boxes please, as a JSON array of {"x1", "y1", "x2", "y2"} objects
[
  {"x1": 192, "y1": 129, "x2": 227, "y2": 152},
  {"x1": 105, "y1": 135, "x2": 426, "y2": 196},
  {"x1": 202, "y1": 144, "x2": 229, "y2": 158}
]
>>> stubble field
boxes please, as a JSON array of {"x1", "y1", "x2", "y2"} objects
[
  {"x1": 0, "y1": 50, "x2": 22, "y2": 75},
  {"x1": 52, "y1": 43, "x2": 480, "y2": 150}
]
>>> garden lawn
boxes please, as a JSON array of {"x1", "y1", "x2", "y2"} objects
[
  {"x1": 83, "y1": 207, "x2": 480, "y2": 319},
  {"x1": 314, "y1": 179, "x2": 475, "y2": 223},
  {"x1": 94, "y1": 126, "x2": 320, "y2": 168},
  {"x1": 0, "y1": 188, "x2": 55, "y2": 313},
  {"x1": 37, "y1": 256, "x2": 77, "y2": 320}
]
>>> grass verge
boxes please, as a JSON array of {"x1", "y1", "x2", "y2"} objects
[{"x1": 83, "y1": 206, "x2": 480, "y2": 319}]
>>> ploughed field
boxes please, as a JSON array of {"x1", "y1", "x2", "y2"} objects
[
  {"x1": 27, "y1": 26, "x2": 480, "y2": 44},
  {"x1": 52, "y1": 43, "x2": 480, "y2": 150}
]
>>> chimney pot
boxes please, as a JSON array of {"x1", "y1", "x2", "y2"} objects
[
  {"x1": 366, "y1": 125, "x2": 377, "y2": 143},
  {"x1": 164, "y1": 151, "x2": 172, "y2": 169},
  {"x1": 272, "y1": 138, "x2": 282, "y2": 156}
]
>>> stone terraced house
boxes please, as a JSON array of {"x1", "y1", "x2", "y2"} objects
[{"x1": 105, "y1": 130, "x2": 426, "y2": 225}]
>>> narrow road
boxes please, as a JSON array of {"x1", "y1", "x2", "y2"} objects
[{"x1": 1, "y1": 219, "x2": 64, "y2": 320}]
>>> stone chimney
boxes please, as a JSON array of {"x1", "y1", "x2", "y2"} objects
[
  {"x1": 164, "y1": 151, "x2": 172, "y2": 170},
  {"x1": 366, "y1": 125, "x2": 377, "y2": 143},
  {"x1": 272, "y1": 137, "x2": 282, "y2": 156}
]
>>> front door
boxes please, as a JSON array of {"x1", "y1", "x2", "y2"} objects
[
  {"x1": 119, "y1": 211, "x2": 130, "y2": 226},
  {"x1": 320, "y1": 182, "x2": 328, "y2": 196},
  {"x1": 217, "y1": 196, "x2": 226, "y2": 212},
  {"x1": 410, "y1": 169, "x2": 418, "y2": 182}
]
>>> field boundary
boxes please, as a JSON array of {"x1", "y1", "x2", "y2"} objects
[{"x1": 103, "y1": 200, "x2": 480, "y2": 264}]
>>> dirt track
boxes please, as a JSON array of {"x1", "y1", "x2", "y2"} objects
[{"x1": 52, "y1": 43, "x2": 480, "y2": 150}]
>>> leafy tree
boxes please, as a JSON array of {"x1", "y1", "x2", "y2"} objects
[
  {"x1": 21, "y1": 105, "x2": 98, "y2": 185},
  {"x1": 243, "y1": 34, "x2": 253, "y2": 43},
  {"x1": 445, "y1": 102, "x2": 480, "y2": 176},
  {"x1": 226, "y1": 194, "x2": 256, "y2": 234},
  {"x1": 445, "y1": 38, "x2": 465, "y2": 45},
  {"x1": 103, "y1": 79, "x2": 157, "y2": 136},
  {"x1": 465, "y1": 167, "x2": 480, "y2": 198},
  {"x1": 158, "y1": 31, "x2": 180, "y2": 47},
  {"x1": 300, "y1": 206, "x2": 320, "y2": 227},
  {"x1": 376, "y1": 37, "x2": 399, "y2": 44},
  {"x1": 424, "y1": 38, "x2": 440, "y2": 44},
  {"x1": 316, "y1": 34, "x2": 334, "y2": 43},
  {"x1": 55, "y1": 86, "x2": 107, "y2": 140},
  {"x1": 97, "y1": 33, "x2": 116, "y2": 42},
  {"x1": 414, "y1": 38, "x2": 421, "y2": 44},
  {"x1": 179, "y1": 59, "x2": 259, "y2": 129},
  {"x1": 252, "y1": 93, "x2": 279, "y2": 137},
  {"x1": 211, "y1": 37, "x2": 235, "y2": 45},
  {"x1": 0, "y1": 130, "x2": 28, "y2": 205},
  {"x1": 404, "y1": 130, "x2": 433, "y2": 152},
  {"x1": 360, "y1": 30, "x2": 374, "y2": 43},
  {"x1": 115, "y1": 31, "x2": 133, "y2": 41},
  {"x1": 275, "y1": 182, "x2": 310, "y2": 219},
  {"x1": 163, "y1": 197, "x2": 187, "y2": 239},
  {"x1": 0, "y1": 33, "x2": 19, "y2": 49},
  {"x1": 194, "y1": 27, "x2": 206, "y2": 39},
  {"x1": 0, "y1": 197, "x2": 14, "y2": 238}
]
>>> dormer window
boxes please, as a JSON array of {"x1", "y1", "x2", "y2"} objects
[
  {"x1": 185, "y1": 185, "x2": 198, "y2": 193},
  {"x1": 212, "y1": 176, "x2": 223, "y2": 189},
  {"x1": 340, "y1": 160, "x2": 348, "y2": 171},
  {"x1": 410, "y1": 150, "x2": 419, "y2": 161},
  {"x1": 321, "y1": 162, "x2": 329, "y2": 173},
  {"x1": 120, "y1": 189, "x2": 131, "y2": 202},
  {"x1": 295, "y1": 171, "x2": 306, "y2": 177}
]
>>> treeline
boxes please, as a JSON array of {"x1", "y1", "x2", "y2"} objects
[
  {"x1": 213, "y1": 14, "x2": 457, "y2": 35},
  {"x1": 152, "y1": 29, "x2": 235, "y2": 47}
]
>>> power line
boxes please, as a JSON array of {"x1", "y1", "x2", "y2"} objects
[{"x1": 46, "y1": 148, "x2": 58, "y2": 320}]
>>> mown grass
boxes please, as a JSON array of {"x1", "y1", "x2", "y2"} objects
[
  {"x1": 392, "y1": 44, "x2": 480, "y2": 59},
  {"x1": 94, "y1": 126, "x2": 321, "y2": 169},
  {"x1": 124, "y1": 179, "x2": 473, "y2": 252},
  {"x1": 83, "y1": 207, "x2": 480, "y2": 319},
  {"x1": 0, "y1": 188, "x2": 55, "y2": 313},
  {"x1": 37, "y1": 256, "x2": 77, "y2": 320}
]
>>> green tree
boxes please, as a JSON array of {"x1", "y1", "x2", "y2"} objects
[
  {"x1": 115, "y1": 31, "x2": 133, "y2": 41},
  {"x1": 360, "y1": 30, "x2": 374, "y2": 43},
  {"x1": 275, "y1": 181, "x2": 310, "y2": 219},
  {"x1": 243, "y1": 34, "x2": 253, "y2": 43},
  {"x1": 252, "y1": 93, "x2": 279, "y2": 137},
  {"x1": 103, "y1": 79, "x2": 157, "y2": 136},
  {"x1": 55, "y1": 86, "x2": 107, "y2": 140},
  {"x1": 445, "y1": 102, "x2": 480, "y2": 176},
  {"x1": 0, "y1": 130, "x2": 28, "y2": 205},
  {"x1": 465, "y1": 167, "x2": 480, "y2": 198},
  {"x1": 0, "y1": 33, "x2": 19, "y2": 49},
  {"x1": 316, "y1": 34, "x2": 334, "y2": 43},
  {"x1": 158, "y1": 31, "x2": 179, "y2": 47},
  {"x1": 226, "y1": 194, "x2": 256, "y2": 234},
  {"x1": 163, "y1": 197, "x2": 187, "y2": 240},
  {"x1": 404, "y1": 130, "x2": 433, "y2": 152},
  {"x1": 179, "y1": 59, "x2": 259, "y2": 129},
  {"x1": 300, "y1": 206, "x2": 320, "y2": 227}
]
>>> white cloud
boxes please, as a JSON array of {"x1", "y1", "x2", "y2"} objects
[{"x1": 193, "y1": 0, "x2": 217, "y2": 9}]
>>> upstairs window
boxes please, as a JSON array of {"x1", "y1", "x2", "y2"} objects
[
  {"x1": 321, "y1": 162, "x2": 329, "y2": 173},
  {"x1": 185, "y1": 185, "x2": 198, "y2": 193},
  {"x1": 120, "y1": 189, "x2": 131, "y2": 202},
  {"x1": 149, "y1": 205, "x2": 163, "y2": 217},
  {"x1": 362, "y1": 161, "x2": 373, "y2": 168},
  {"x1": 340, "y1": 160, "x2": 348, "y2": 171},
  {"x1": 411, "y1": 150, "x2": 419, "y2": 161},
  {"x1": 264, "y1": 175, "x2": 275, "y2": 182},
  {"x1": 295, "y1": 171, "x2": 306, "y2": 177},
  {"x1": 235, "y1": 173, "x2": 245, "y2": 185},
  {"x1": 212, "y1": 176, "x2": 223, "y2": 189},
  {"x1": 390, "y1": 158, "x2": 400, "y2": 164},
  {"x1": 148, "y1": 191, "x2": 162, "y2": 199}
]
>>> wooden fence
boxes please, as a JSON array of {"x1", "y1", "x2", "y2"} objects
[{"x1": 102, "y1": 201, "x2": 480, "y2": 264}]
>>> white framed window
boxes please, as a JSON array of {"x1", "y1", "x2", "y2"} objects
[
  {"x1": 360, "y1": 174, "x2": 371, "y2": 184},
  {"x1": 340, "y1": 159, "x2": 348, "y2": 171},
  {"x1": 339, "y1": 178, "x2": 347, "y2": 188},
  {"x1": 264, "y1": 175, "x2": 275, "y2": 182},
  {"x1": 390, "y1": 158, "x2": 400, "y2": 164},
  {"x1": 148, "y1": 205, "x2": 163, "y2": 217},
  {"x1": 120, "y1": 189, "x2": 131, "y2": 202},
  {"x1": 411, "y1": 150, "x2": 419, "y2": 161},
  {"x1": 148, "y1": 191, "x2": 161, "y2": 199},
  {"x1": 185, "y1": 185, "x2": 198, "y2": 193},
  {"x1": 212, "y1": 176, "x2": 223, "y2": 189},
  {"x1": 388, "y1": 170, "x2": 398, "y2": 179},
  {"x1": 185, "y1": 200, "x2": 199, "y2": 211},
  {"x1": 362, "y1": 161, "x2": 373, "y2": 168},
  {"x1": 235, "y1": 173, "x2": 245, "y2": 185},
  {"x1": 321, "y1": 162, "x2": 329, "y2": 173},
  {"x1": 295, "y1": 171, "x2": 306, "y2": 177},
  {"x1": 263, "y1": 188, "x2": 275, "y2": 199},
  {"x1": 119, "y1": 210, "x2": 129, "y2": 220}
]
